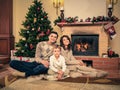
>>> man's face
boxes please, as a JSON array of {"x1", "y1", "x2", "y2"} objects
[{"x1": 48, "y1": 33, "x2": 58, "y2": 43}]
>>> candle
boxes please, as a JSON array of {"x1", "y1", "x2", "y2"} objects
[
  {"x1": 60, "y1": 7, "x2": 64, "y2": 10},
  {"x1": 108, "y1": 4, "x2": 112, "y2": 8}
]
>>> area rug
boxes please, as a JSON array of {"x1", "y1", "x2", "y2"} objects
[
  {"x1": 59, "y1": 77, "x2": 120, "y2": 85},
  {"x1": 1, "y1": 78, "x2": 120, "y2": 90}
]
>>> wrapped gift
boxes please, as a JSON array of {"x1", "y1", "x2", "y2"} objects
[{"x1": 10, "y1": 50, "x2": 35, "y2": 62}]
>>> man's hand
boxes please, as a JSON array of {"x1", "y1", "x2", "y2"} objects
[
  {"x1": 35, "y1": 58, "x2": 49, "y2": 68},
  {"x1": 40, "y1": 60, "x2": 49, "y2": 68}
]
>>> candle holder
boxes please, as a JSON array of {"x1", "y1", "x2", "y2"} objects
[
  {"x1": 60, "y1": 9, "x2": 64, "y2": 21},
  {"x1": 108, "y1": 7, "x2": 112, "y2": 18}
]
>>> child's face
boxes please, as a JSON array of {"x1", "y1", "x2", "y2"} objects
[{"x1": 53, "y1": 48, "x2": 61, "y2": 57}]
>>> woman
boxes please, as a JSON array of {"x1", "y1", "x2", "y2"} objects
[{"x1": 60, "y1": 35, "x2": 108, "y2": 78}]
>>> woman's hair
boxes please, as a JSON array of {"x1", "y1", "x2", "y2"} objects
[{"x1": 60, "y1": 35, "x2": 71, "y2": 50}]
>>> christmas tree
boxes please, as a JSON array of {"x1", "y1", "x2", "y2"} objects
[{"x1": 15, "y1": 0, "x2": 53, "y2": 57}]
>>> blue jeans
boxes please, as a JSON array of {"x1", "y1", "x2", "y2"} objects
[{"x1": 9, "y1": 60, "x2": 48, "y2": 77}]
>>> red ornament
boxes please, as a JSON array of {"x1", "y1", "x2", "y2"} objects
[
  {"x1": 44, "y1": 16, "x2": 47, "y2": 18},
  {"x1": 38, "y1": 27, "x2": 40, "y2": 32},
  {"x1": 46, "y1": 29, "x2": 50, "y2": 35},
  {"x1": 39, "y1": 31, "x2": 45, "y2": 37},
  {"x1": 37, "y1": 7, "x2": 40, "y2": 11},
  {"x1": 30, "y1": 44, "x2": 33, "y2": 49}
]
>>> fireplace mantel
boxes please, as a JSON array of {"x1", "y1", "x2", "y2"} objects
[
  {"x1": 57, "y1": 22, "x2": 112, "y2": 27},
  {"x1": 57, "y1": 21, "x2": 119, "y2": 27}
]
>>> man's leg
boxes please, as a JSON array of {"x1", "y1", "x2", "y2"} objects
[{"x1": 10, "y1": 60, "x2": 40, "y2": 77}]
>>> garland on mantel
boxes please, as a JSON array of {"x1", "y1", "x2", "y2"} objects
[{"x1": 54, "y1": 15, "x2": 119, "y2": 25}]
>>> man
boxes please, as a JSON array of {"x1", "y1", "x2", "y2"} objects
[{"x1": 9, "y1": 31, "x2": 58, "y2": 77}]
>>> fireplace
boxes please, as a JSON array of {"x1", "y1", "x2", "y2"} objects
[
  {"x1": 57, "y1": 22, "x2": 109, "y2": 57},
  {"x1": 71, "y1": 34, "x2": 99, "y2": 56}
]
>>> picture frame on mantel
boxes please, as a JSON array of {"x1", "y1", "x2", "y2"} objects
[{"x1": 64, "y1": 0, "x2": 106, "y2": 20}]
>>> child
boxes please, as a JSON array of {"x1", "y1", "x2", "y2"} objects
[{"x1": 47, "y1": 45, "x2": 69, "y2": 80}]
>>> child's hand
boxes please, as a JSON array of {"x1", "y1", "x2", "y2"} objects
[
  {"x1": 57, "y1": 73, "x2": 62, "y2": 80},
  {"x1": 57, "y1": 70, "x2": 64, "y2": 80},
  {"x1": 58, "y1": 70, "x2": 64, "y2": 75}
]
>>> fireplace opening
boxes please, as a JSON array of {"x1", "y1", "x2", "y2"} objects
[
  {"x1": 71, "y1": 34, "x2": 99, "y2": 56},
  {"x1": 82, "y1": 60, "x2": 93, "y2": 67}
]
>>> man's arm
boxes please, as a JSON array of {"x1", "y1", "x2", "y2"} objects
[{"x1": 35, "y1": 42, "x2": 49, "y2": 68}]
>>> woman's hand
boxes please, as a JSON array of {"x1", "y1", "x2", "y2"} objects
[{"x1": 79, "y1": 61, "x2": 86, "y2": 66}]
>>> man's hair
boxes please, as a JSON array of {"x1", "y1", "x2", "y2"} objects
[
  {"x1": 53, "y1": 45, "x2": 61, "y2": 51},
  {"x1": 49, "y1": 31, "x2": 58, "y2": 38}
]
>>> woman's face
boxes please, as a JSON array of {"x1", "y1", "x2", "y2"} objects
[{"x1": 62, "y1": 37, "x2": 70, "y2": 46}]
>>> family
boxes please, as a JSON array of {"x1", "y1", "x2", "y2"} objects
[{"x1": 10, "y1": 31, "x2": 108, "y2": 80}]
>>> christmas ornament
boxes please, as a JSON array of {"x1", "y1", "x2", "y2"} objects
[
  {"x1": 39, "y1": 31, "x2": 45, "y2": 37},
  {"x1": 38, "y1": 27, "x2": 40, "y2": 32},
  {"x1": 34, "y1": 18, "x2": 37, "y2": 23},
  {"x1": 30, "y1": 44, "x2": 34, "y2": 49},
  {"x1": 27, "y1": 31, "x2": 29, "y2": 33},
  {"x1": 46, "y1": 29, "x2": 50, "y2": 35},
  {"x1": 25, "y1": 43, "x2": 27, "y2": 47},
  {"x1": 37, "y1": 7, "x2": 40, "y2": 11},
  {"x1": 32, "y1": 28, "x2": 35, "y2": 30},
  {"x1": 27, "y1": 26, "x2": 30, "y2": 29},
  {"x1": 44, "y1": 16, "x2": 47, "y2": 18}
]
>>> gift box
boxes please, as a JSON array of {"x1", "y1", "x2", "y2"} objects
[{"x1": 11, "y1": 50, "x2": 35, "y2": 62}]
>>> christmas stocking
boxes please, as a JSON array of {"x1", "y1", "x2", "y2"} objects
[{"x1": 104, "y1": 22, "x2": 116, "y2": 39}]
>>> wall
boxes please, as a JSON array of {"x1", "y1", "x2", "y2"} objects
[
  {"x1": 13, "y1": 0, "x2": 120, "y2": 55},
  {"x1": 64, "y1": 0, "x2": 107, "y2": 20}
]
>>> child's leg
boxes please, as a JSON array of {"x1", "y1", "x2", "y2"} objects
[
  {"x1": 48, "y1": 69, "x2": 56, "y2": 75},
  {"x1": 47, "y1": 69, "x2": 58, "y2": 80}
]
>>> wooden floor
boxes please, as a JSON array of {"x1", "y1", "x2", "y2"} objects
[{"x1": 0, "y1": 64, "x2": 11, "y2": 88}]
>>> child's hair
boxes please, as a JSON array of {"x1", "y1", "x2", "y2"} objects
[{"x1": 53, "y1": 45, "x2": 61, "y2": 51}]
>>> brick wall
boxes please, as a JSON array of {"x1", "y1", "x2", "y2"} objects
[{"x1": 75, "y1": 57, "x2": 120, "y2": 78}]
